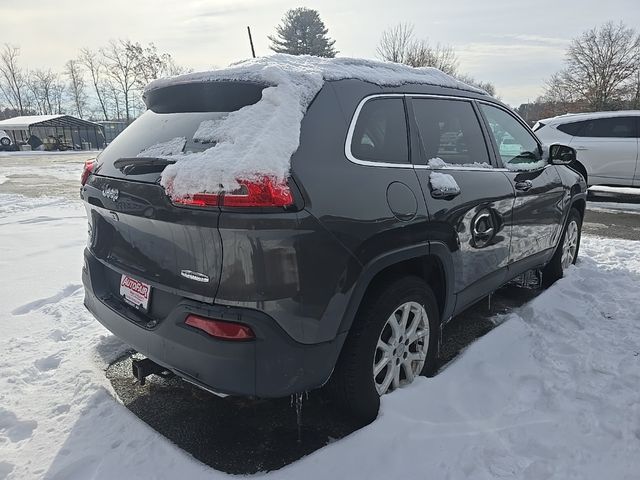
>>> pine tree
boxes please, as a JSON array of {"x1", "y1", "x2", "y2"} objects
[{"x1": 268, "y1": 7, "x2": 337, "y2": 58}]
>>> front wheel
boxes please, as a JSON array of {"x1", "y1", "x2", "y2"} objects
[
  {"x1": 543, "y1": 207, "x2": 582, "y2": 287},
  {"x1": 327, "y1": 276, "x2": 440, "y2": 423}
]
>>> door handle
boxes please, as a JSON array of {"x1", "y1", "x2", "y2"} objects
[
  {"x1": 515, "y1": 180, "x2": 533, "y2": 191},
  {"x1": 573, "y1": 146, "x2": 588, "y2": 151},
  {"x1": 431, "y1": 186, "x2": 461, "y2": 199}
]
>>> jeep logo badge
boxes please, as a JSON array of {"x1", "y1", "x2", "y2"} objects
[{"x1": 102, "y1": 185, "x2": 119, "y2": 202}]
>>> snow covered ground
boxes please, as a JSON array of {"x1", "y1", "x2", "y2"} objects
[{"x1": 1, "y1": 158, "x2": 640, "y2": 479}]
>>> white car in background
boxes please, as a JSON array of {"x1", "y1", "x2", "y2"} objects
[
  {"x1": 533, "y1": 111, "x2": 639, "y2": 187},
  {"x1": 0, "y1": 129, "x2": 12, "y2": 150}
]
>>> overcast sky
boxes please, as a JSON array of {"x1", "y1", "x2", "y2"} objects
[{"x1": 2, "y1": 0, "x2": 639, "y2": 106}]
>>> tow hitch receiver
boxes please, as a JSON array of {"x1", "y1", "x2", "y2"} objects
[{"x1": 131, "y1": 357, "x2": 174, "y2": 386}]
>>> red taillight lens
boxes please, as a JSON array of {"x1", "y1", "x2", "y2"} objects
[
  {"x1": 172, "y1": 193, "x2": 220, "y2": 207},
  {"x1": 81, "y1": 159, "x2": 96, "y2": 186},
  {"x1": 185, "y1": 314, "x2": 255, "y2": 340},
  {"x1": 223, "y1": 177, "x2": 294, "y2": 207},
  {"x1": 170, "y1": 176, "x2": 293, "y2": 209}
]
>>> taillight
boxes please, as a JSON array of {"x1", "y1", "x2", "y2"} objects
[
  {"x1": 81, "y1": 159, "x2": 96, "y2": 186},
  {"x1": 185, "y1": 314, "x2": 255, "y2": 340},
  {"x1": 173, "y1": 193, "x2": 219, "y2": 207},
  {"x1": 170, "y1": 176, "x2": 294, "y2": 209}
]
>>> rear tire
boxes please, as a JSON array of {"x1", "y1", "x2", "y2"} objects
[
  {"x1": 543, "y1": 207, "x2": 582, "y2": 287},
  {"x1": 327, "y1": 276, "x2": 439, "y2": 424},
  {"x1": 0, "y1": 137, "x2": 10, "y2": 147}
]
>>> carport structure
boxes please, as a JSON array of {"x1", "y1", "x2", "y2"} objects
[{"x1": 0, "y1": 114, "x2": 106, "y2": 150}]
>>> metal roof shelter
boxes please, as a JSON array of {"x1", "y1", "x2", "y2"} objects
[{"x1": 0, "y1": 114, "x2": 106, "y2": 151}]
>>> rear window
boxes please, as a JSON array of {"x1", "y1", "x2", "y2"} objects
[{"x1": 96, "y1": 82, "x2": 265, "y2": 180}]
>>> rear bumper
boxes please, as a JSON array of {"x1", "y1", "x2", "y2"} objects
[{"x1": 82, "y1": 249, "x2": 345, "y2": 397}]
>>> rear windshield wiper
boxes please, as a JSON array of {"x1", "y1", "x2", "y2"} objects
[{"x1": 113, "y1": 157, "x2": 177, "y2": 175}]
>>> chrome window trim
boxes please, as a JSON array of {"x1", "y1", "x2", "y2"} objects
[
  {"x1": 414, "y1": 164, "x2": 510, "y2": 172},
  {"x1": 345, "y1": 92, "x2": 510, "y2": 171}
]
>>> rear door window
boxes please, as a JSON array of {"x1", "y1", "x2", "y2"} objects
[
  {"x1": 350, "y1": 97, "x2": 409, "y2": 164},
  {"x1": 411, "y1": 98, "x2": 491, "y2": 166}
]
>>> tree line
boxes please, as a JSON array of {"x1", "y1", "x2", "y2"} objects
[
  {"x1": 518, "y1": 21, "x2": 640, "y2": 122},
  {"x1": 0, "y1": 40, "x2": 186, "y2": 122},
  {"x1": 2, "y1": 7, "x2": 636, "y2": 125}
]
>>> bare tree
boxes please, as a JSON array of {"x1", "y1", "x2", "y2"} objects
[
  {"x1": 377, "y1": 23, "x2": 459, "y2": 75},
  {"x1": 633, "y1": 70, "x2": 640, "y2": 108},
  {"x1": 37, "y1": 70, "x2": 57, "y2": 114},
  {"x1": 105, "y1": 81, "x2": 123, "y2": 120},
  {"x1": 546, "y1": 22, "x2": 640, "y2": 110},
  {"x1": 80, "y1": 48, "x2": 109, "y2": 120},
  {"x1": 65, "y1": 59, "x2": 87, "y2": 118},
  {"x1": 456, "y1": 73, "x2": 498, "y2": 98},
  {"x1": 126, "y1": 41, "x2": 186, "y2": 89},
  {"x1": 407, "y1": 40, "x2": 459, "y2": 76},
  {"x1": 377, "y1": 23, "x2": 414, "y2": 64},
  {"x1": 25, "y1": 72, "x2": 45, "y2": 115},
  {"x1": 25, "y1": 69, "x2": 58, "y2": 115},
  {"x1": 0, "y1": 44, "x2": 27, "y2": 114},
  {"x1": 101, "y1": 40, "x2": 139, "y2": 123},
  {"x1": 50, "y1": 79, "x2": 66, "y2": 114}
]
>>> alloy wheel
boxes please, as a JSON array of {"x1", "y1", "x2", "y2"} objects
[
  {"x1": 373, "y1": 301, "x2": 429, "y2": 395},
  {"x1": 561, "y1": 220, "x2": 579, "y2": 269}
]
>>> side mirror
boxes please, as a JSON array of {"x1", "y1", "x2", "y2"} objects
[{"x1": 549, "y1": 144, "x2": 576, "y2": 165}]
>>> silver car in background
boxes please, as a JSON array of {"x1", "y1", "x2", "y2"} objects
[
  {"x1": 534, "y1": 111, "x2": 639, "y2": 187},
  {"x1": 0, "y1": 129, "x2": 12, "y2": 150}
]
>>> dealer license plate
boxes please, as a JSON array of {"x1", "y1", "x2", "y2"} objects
[{"x1": 120, "y1": 274, "x2": 151, "y2": 311}]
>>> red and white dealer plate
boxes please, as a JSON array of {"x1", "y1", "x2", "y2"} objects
[{"x1": 120, "y1": 274, "x2": 151, "y2": 311}]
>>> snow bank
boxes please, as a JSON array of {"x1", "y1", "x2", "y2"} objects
[
  {"x1": 587, "y1": 201, "x2": 640, "y2": 215},
  {"x1": 3, "y1": 184, "x2": 640, "y2": 478},
  {"x1": 144, "y1": 54, "x2": 484, "y2": 198},
  {"x1": 589, "y1": 185, "x2": 640, "y2": 196}
]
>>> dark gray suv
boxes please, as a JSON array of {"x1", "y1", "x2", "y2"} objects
[{"x1": 81, "y1": 74, "x2": 586, "y2": 422}]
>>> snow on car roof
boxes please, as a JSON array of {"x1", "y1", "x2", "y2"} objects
[
  {"x1": 146, "y1": 54, "x2": 484, "y2": 94},
  {"x1": 147, "y1": 54, "x2": 485, "y2": 198},
  {"x1": 539, "y1": 110, "x2": 640, "y2": 125}
]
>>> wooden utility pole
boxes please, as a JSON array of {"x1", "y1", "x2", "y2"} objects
[{"x1": 247, "y1": 26, "x2": 256, "y2": 58}]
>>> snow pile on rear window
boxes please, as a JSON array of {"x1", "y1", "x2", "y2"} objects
[
  {"x1": 145, "y1": 54, "x2": 484, "y2": 198},
  {"x1": 137, "y1": 137, "x2": 186, "y2": 158}
]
